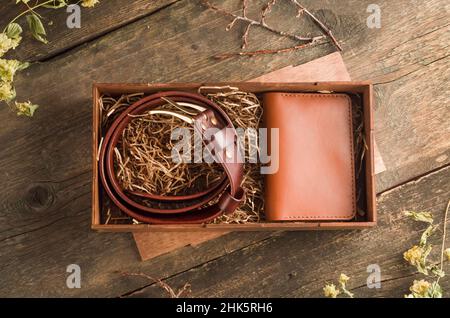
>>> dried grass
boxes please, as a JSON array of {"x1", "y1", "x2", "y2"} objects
[
  {"x1": 100, "y1": 88, "x2": 264, "y2": 224},
  {"x1": 202, "y1": 88, "x2": 264, "y2": 223},
  {"x1": 349, "y1": 93, "x2": 367, "y2": 218}
]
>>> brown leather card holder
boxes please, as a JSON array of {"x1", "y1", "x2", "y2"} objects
[{"x1": 263, "y1": 93, "x2": 356, "y2": 221}]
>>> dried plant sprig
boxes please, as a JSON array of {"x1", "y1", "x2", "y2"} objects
[
  {"x1": 1, "y1": 0, "x2": 100, "y2": 116},
  {"x1": 404, "y1": 211, "x2": 434, "y2": 224},
  {"x1": 242, "y1": 0, "x2": 249, "y2": 18},
  {"x1": 403, "y1": 201, "x2": 450, "y2": 298},
  {"x1": 289, "y1": 0, "x2": 342, "y2": 51},
  {"x1": 338, "y1": 273, "x2": 354, "y2": 298},
  {"x1": 323, "y1": 283, "x2": 340, "y2": 298},
  {"x1": 403, "y1": 245, "x2": 433, "y2": 276},
  {"x1": 405, "y1": 279, "x2": 442, "y2": 298},
  {"x1": 261, "y1": 0, "x2": 276, "y2": 26},
  {"x1": 323, "y1": 273, "x2": 354, "y2": 298},
  {"x1": 402, "y1": 210, "x2": 444, "y2": 277},
  {"x1": 322, "y1": 201, "x2": 449, "y2": 298},
  {"x1": 120, "y1": 272, "x2": 191, "y2": 298},
  {"x1": 201, "y1": 0, "x2": 340, "y2": 60},
  {"x1": 214, "y1": 42, "x2": 319, "y2": 60},
  {"x1": 15, "y1": 100, "x2": 38, "y2": 116},
  {"x1": 203, "y1": 0, "x2": 320, "y2": 43}
]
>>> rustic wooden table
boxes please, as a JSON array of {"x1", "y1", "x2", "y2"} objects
[{"x1": 1, "y1": 0, "x2": 449, "y2": 297}]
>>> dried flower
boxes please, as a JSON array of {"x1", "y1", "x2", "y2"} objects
[
  {"x1": 411, "y1": 279, "x2": 431, "y2": 295},
  {"x1": 0, "y1": 33, "x2": 21, "y2": 57},
  {"x1": 15, "y1": 100, "x2": 38, "y2": 117},
  {"x1": 406, "y1": 279, "x2": 431, "y2": 298},
  {"x1": 323, "y1": 273, "x2": 354, "y2": 298},
  {"x1": 404, "y1": 245, "x2": 424, "y2": 267},
  {"x1": 1, "y1": 0, "x2": 99, "y2": 115},
  {"x1": 339, "y1": 273, "x2": 350, "y2": 284},
  {"x1": 0, "y1": 58, "x2": 29, "y2": 82},
  {"x1": 403, "y1": 244, "x2": 432, "y2": 275},
  {"x1": 0, "y1": 81, "x2": 16, "y2": 102},
  {"x1": 403, "y1": 203, "x2": 449, "y2": 297},
  {"x1": 445, "y1": 248, "x2": 450, "y2": 261},
  {"x1": 323, "y1": 283, "x2": 340, "y2": 298},
  {"x1": 81, "y1": 0, "x2": 99, "y2": 8},
  {"x1": 405, "y1": 280, "x2": 442, "y2": 298}
]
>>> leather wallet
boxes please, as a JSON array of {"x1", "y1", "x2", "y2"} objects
[{"x1": 263, "y1": 93, "x2": 356, "y2": 221}]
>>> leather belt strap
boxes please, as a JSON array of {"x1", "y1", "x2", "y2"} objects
[{"x1": 99, "y1": 91, "x2": 245, "y2": 224}]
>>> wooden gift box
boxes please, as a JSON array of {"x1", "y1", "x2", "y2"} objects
[{"x1": 92, "y1": 82, "x2": 376, "y2": 232}]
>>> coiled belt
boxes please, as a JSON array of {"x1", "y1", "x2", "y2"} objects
[{"x1": 99, "y1": 91, "x2": 244, "y2": 224}]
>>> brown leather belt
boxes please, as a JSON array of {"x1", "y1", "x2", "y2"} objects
[{"x1": 99, "y1": 91, "x2": 245, "y2": 224}]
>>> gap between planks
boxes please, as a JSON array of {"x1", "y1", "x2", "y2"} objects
[
  {"x1": 120, "y1": 233, "x2": 278, "y2": 297},
  {"x1": 36, "y1": 0, "x2": 182, "y2": 63},
  {"x1": 377, "y1": 162, "x2": 450, "y2": 198}
]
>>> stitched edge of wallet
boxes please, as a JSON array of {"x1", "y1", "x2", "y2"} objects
[{"x1": 277, "y1": 93, "x2": 356, "y2": 220}]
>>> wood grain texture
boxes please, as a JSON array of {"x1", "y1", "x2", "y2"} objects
[
  {"x1": 339, "y1": 0, "x2": 450, "y2": 191},
  {"x1": 1, "y1": 0, "x2": 180, "y2": 62},
  {"x1": 0, "y1": 0, "x2": 449, "y2": 297}
]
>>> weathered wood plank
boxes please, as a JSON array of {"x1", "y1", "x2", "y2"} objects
[
  {"x1": 1, "y1": 0, "x2": 179, "y2": 62},
  {"x1": 0, "y1": 0, "x2": 449, "y2": 297},
  {"x1": 124, "y1": 166, "x2": 450, "y2": 298},
  {"x1": 0, "y1": 214, "x2": 274, "y2": 296},
  {"x1": 373, "y1": 56, "x2": 450, "y2": 192},
  {"x1": 342, "y1": 1, "x2": 449, "y2": 83},
  {"x1": 338, "y1": 0, "x2": 450, "y2": 192}
]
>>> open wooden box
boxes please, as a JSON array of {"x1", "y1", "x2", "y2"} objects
[{"x1": 92, "y1": 82, "x2": 376, "y2": 232}]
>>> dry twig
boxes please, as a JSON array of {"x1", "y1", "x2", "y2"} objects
[
  {"x1": 261, "y1": 0, "x2": 277, "y2": 25},
  {"x1": 201, "y1": 0, "x2": 341, "y2": 59},
  {"x1": 289, "y1": 0, "x2": 342, "y2": 50},
  {"x1": 214, "y1": 41, "x2": 317, "y2": 60}
]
